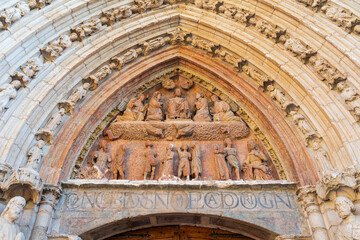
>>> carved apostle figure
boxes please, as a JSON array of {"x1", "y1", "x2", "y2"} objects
[
  {"x1": 334, "y1": 196, "x2": 360, "y2": 240},
  {"x1": 45, "y1": 108, "x2": 66, "y2": 133},
  {"x1": 267, "y1": 85, "x2": 294, "y2": 110},
  {"x1": 146, "y1": 91, "x2": 163, "y2": 121},
  {"x1": 144, "y1": 141, "x2": 157, "y2": 180},
  {"x1": 91, "y1": 143, "x2": 112, "y2": 179},
  {"x1": 210, "y1": 95, "x2": 240, "y2": 122},
  {"x1": 243, "y1": 140, "x2": 272, "y2": 180},
  {"x1": 177, "y1": 143, "x2": 191, "y2": 180},
  {"x1": 0, "y1": 196, "x2": 26, "y2": 240},
  {"x1": 322, "y1": 5, "x2": 359, "y2": 30},
  {"x1": 110, "y1": 144, "x2": 126, "y2": 180},
  {"x1": 70, "y1": 18, "x2": 101, "y2": 41},
  {"x1": 166, "y1": 88, "x2": 191, "y2": 120},
  {"x1": 312, "y1": 141, "x2": 333, "y2": 172},
  {"x1": 214, "y1": 144, "x2": 230, "y2": 180},
  {"x1": 68, "y1": 83, "x2": 90, "y2": 105},
  {"x1": 242, "y1": 66, "x2": 271, "y2": 87},
  {"x1": 193, "y1": 92, "x2": 211, "y2": 122},
  {"x1": 142, "y1": 37, "x2": 168, "y2": 55},
  {"x1": 290, "y1": 111, "x2": 316, "y2": 138},
  {"x1": 41, "y1": 35, "x2": 72, "y2": 61},
  {"x1": 190, "y1": 141, "x2": 202, "y2": 180},
  {"x1": 337, "y1": 82, "x2": 360, "y2": 119},
  {"x1": 283, "y1": 37, "x2": 315, "y2": 60},
  {"x1": 309, "y1": 56, "x2": 346, "y2": 86},
  {"x1": 161, "y1": 144, "x2": 175, "y2": 178},
  {"x1": 224, "y1": 138, "x2": 241, "y2": 180},
  {"x1": 0, "y1": 81, "x2": 21, "y2": 116},
  {"x1": 25, "y1": 140, "x2": 45, "y2": 171},
  {"x1": 117, "y1": 94, "x2": 146, "y2": 121}
]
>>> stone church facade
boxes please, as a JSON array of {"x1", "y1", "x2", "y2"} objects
[{"x1": 0, "y1": 0, "x2": 359, "y2": 239}]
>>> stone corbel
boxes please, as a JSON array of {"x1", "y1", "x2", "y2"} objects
[
  {"x1": 1, "y1": 167, "x2": 43, "y2": 203},
  {"x1": 315, "y1": 165, "x2": 360, "y2": 201}
]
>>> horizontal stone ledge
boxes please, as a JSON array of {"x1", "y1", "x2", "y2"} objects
[{"x1": 61, "y1": 179, "x2": 297, "y2": 190}]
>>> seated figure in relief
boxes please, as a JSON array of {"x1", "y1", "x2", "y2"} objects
[
  {"x1": 334, "y1": 196, "x2": 360, "y2": 240},
  {"x1": 0, "y1": 196, "x2": 26, "y2": 240},
  {"x1": 166, "y1": 88, "x2": 191, "y2": 120},
  {"x1": 243, "y1": 140, "x2": 272, "y2": 180},
  {"x1": 210, "y1": 95, "x2": 240, "y2": 122},
  {"x1": 117, "y1": 94, "x2": 146, "y2": 121},
  {"x1": 146, "y1": 91, "x2": 163, "y2": 121},
  {"x1": 193, "y1": 92, "x2": 211, "y2": 122}
]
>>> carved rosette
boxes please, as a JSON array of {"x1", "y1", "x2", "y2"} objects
[{"x1": 2, "y1": 167, "x2": 44, "y2": 203}]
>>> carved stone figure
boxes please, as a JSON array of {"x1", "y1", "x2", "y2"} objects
[
  {"x1": 177, "y1": 143, "x2": 191, "y2": 180},
  {"x1": 110, "y1": 48, "x2": 142, "y2": 70},
  {"x1": 69, "y1": 18, "x2": 101, "y2": 41},
  {"x1": 191, "y1": 37, "x2": 218, "y2": 53},
  {"x1": 93, "y1": 143, "x2": 112, "y2": 178},
  {"x1": 195, "y1": 0, "x2": 218, "y2": 11},
  {"x1": 0, "y1": 196, "x2": 26, "y2": 240},
  {"x1": 144, "y1": 141, "x2": 157, "y2": 180},
  {"x1": 180, "y1": 78, "x2": 193, "y2": 90},
  {"x1": 41, "y1": 35, "x2": 72, "y2": 61},
  {"x1": 215, "y1": 49, "x2": 246, "y2": 69},
  {"x1": 337, "y1": 82, "x2": 360, "y2": 120},
  {"x1": 45, "y1": 108, "x2": 65, "y2": 133},
  {"x1": 267, "y1": 85, "x2": 295, "y2": 111},
  {"x1": 283, "y1": 37, "x2": 316, "y2": 60},
  {"x1": 290, "y1": 111, "x2": 316, "y2": 139},
  {"x1": 110, "y1": 144, "x2": 126, "y2": 179},
  {"x1": 309, "y1": 56, "x2": 346, "y2": 87},
  {"x1": 312, "y1": 141, "x2": 333, "y2": 172},
  {"x1": 85, "y1": 65, "x2": 112, "y2": 90},
  {"x1": 297, "y1": 0, "x2": 326, "y2": 8},
  {"x1": 117, "y1": 94, "x2": 145, "y2": 121},
  {"x1": 210, "y1": 95, "x2": 240, "y2": 122},
  {"x1": 214, "y1": 144, "x2": 230, "y2": 180},
  {"x1": 168, "y1": 27, "x2": 189, "y2": 44},
  {"x1": 0, "y1": 1, "x2": 29, "y2": 29},
  {"x1": 142, "y1": 37, "x2": 169, "y2": 55},
  {"x1": 193, "y1": 92, "x2": 211, "y2": 122},
  {"x1": 242, "y1": 66, "x2": 272, "y2": 87},
  {"x1": 166, "y1": 88, "x2": 191, "y2": 120},
  {"x1": 146, "y1": 91, "x2": 163, "y2": 121},
  {"x1": 218, "y1": 5, "x2": 238, "y2": 18},
  {"x1": 161, "y1": 144, "x2": 175, "y2": 178},
  {"x1": 11, "y1": 57, "x2": 43, "y2": 84},
  {"x1": 256, "y1": 20, "x2": 286, "y2": 42},
  {"x1": 243, "y1": 140, "x2": 272, "y2": 180},
  {"x1": 28, "y1": 0, "x2": 48, "y2": 9},
  {"x1": 224, "y1": 138, "x2": 241, "y2": 180},
  {"x1": 190, "y1": 142, "x2": 202, "y2": 180},
  {"x1": 100, "y1": 6, "x2": 131, "y2": 26},
  {"x1": 176, "y1": 124, "x2": 195, "y2": 139},
  {"x1": 0, "y1": 81, "x2": 21, "y2": 116},
  {"x1": 59, "y1": 83, "x2": 90, "y2": 114},
  {"x1": 25, "y1": 140, "x2": 45, "y2": 171},
  {"x1": 322, "y1": 5, "x2": 360, "y2": 32},
  {"x1": 145, "y1": 124, "x2": 164, "y2": 138},
  {"x1": 334, "y1": 196, "x2": 360, "y2": 240},
  {"x1": 232, "y1": 8, "x2": 255, "y2": 24}
]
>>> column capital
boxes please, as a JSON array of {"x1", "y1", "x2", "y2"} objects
[{"x1": 40, "y1": 184, "x2": 62, "y2": 209}]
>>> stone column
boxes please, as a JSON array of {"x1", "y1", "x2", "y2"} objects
[
  {"x1": 297, "y1": 186, "x2": 329, "y2": 240},
  {"x1": 30, "y1": 184, "x2": 62, "y2": 240}
]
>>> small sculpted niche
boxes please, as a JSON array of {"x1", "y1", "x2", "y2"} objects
[{"x1": 74, "y1": 75, "x2": 278, "y2": 181}]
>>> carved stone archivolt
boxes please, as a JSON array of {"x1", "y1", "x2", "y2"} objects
[{"x1": 73, "y1": 70, "x2": 277, "y2": 182}]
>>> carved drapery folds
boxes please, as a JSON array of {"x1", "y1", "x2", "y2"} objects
[{"x1": 0, "y1": 196, "x2": 26, "y2": 240}]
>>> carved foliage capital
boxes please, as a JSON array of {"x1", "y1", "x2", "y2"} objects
[
  {"x1": 297, "y1": 185, "x2": 318, "y2": 211},
  {"x1": 41, "y1": 184, "x2": 62, "y2": 208}
]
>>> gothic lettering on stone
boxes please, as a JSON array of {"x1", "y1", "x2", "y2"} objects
[
  {"x1": 0, "y1": 1, "x2": 30, "y2": 29},
  {"x1": 309, "y1": 56, "x2": 346, "y2": 88},
  {"x1": 144, "y1": 141, "x2": 157, "y2": 180},
  {"x1": 290, "y1": 111, "x2": 316, "y2": 140},
  {"x1": 321, "y1": 5, "x2": 360, "y2": 32},
  {"x1": 0, "y1": 196, "x2": 26, "y2": 240},
  {"x1": 193, "y1": 92, "x2": 211, "y2": 122},
  {"x1": 0, "y1": 81, "x2": 21, "y2": 117},
  {"x1": 116, "y1": 94, "x2": 146, "y2": 121},
  {"x1": 266, "y1": 84, "x2": 296, "y2": 112},
  {"x1": 190, "y1": 142, "x2": 202, "y2": 180},
  {"x1": 243, "y1": 140, "x2": 273, "y2": 180},
  {"x1": 166, "y1": 88, "x2": 191, "y2": 120},
  {"x1": 282, "y1": 37, "x2": 316, "y2": 61},
  {"x1": 69, "y1": 18, "x2": 102, "y2": 42},
  {"x1": 41, "y1": 35, "x2": 72, "y2": 62},
  {"x1": 11, "y1": 57, "x2": 43, "y2": 85},
  {"x1": 177, "y1": 143, "x2": 191, "y2": 180},
  {"x1": 214, "y1": 144, "x2": 230, "y2": 180},
  {"x1": 210, "y1": 95, "x2": 240, "y2": 122},
  {"x1": 26, "y1": 140, "x2": 45, "y2": 171},
  {"x1": 224, "y1": 138, "x2": 241, "y2": 180},
  {"x1": 255, "y1": 20, "x2": 286, "y2": 42},
  {"x1": 334, "y1": 196, "x2": 360, "y2": 240},
  {"x1": 160, "y1": 144, "x2": 175, "y2": 179},
  {"x1": 146, "y1": 91, "x2": 163, "y2": 121}
]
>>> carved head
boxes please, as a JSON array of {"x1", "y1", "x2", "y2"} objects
[
  {"x1": 0, "y1": 196, "x2": 26, "y2": 222},
  {"x1": 145, "y1": 140, "x2": 153, "y2": 148},
  {"x1": 211, "y1": 95, "x2": 220, "y2": 102},
  {"x1": 35, "y1": 140, "x2": 45, "y2": 149},
  {"x1": 83, "y1": 83, "x2": 90, "y2": 90},
  {"x1": 336, "y1": 81, "x2": 347, "y2": 92},
  {"x1": 247, "y1": 140, "x2": 257, "y2": 151},
  {"x1": 180, "y1": 143, "x2": 188, "y2": 151},
  {"x1": 11, "y1": 80, "x2": 22, "y2": 90},
  {"x1": 59, "y1": 108, "x2": 66, "y2": 115},
  {"x1": 224, "y1": 138, "x2": 232, "y2": 147},
  {"x1": 69, "y1": 32, "x2": 78, "y2": 42},
  {"x1": 166, "y1": 144, "x2": 173, "y2": 151},
  {"x1": 196, "y1": 92, "x2": 204, "y2": 99},
  {"x1": 334, "y1": 196, "x2": 355, "y2": 219},
  {"x1": 174, "y1": 88, "x2": 182, "y2": 97},
  {"x1": 153, "y1": 91, "x2": 161, "y2": 100},
  {"x1": 138, "y1": 94, "x2": 145, "y2": 102},
  {"x1": 266, "y1": 84, "x2": 274, "y2": 91}
]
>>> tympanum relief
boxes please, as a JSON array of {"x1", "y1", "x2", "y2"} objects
[{"x1": 75, "y1": 77, "x2": 276, "y2": 181}]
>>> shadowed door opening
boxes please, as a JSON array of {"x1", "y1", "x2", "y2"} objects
[{"x1": 105, "y1": 226, "x2": 254, "y2": 240}]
